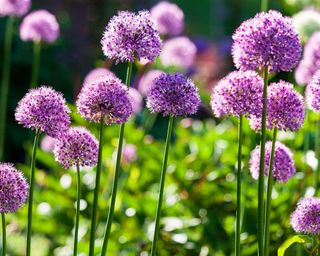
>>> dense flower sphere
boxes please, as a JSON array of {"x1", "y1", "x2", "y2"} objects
[
  {"x1": 291, "y1": 197, "x2": 320, "y2": 235},
  {"x1": 210, "y1": 70, "x2": 263, "y2": 118},
  {"x1": 306, "y1": 70, "x2": 320, "y2": 111},
  {"x1": 76, "y1": 75, "x2": 133, "y2": 125},
  {"x1": 54, "y1": 127, "x2": 98, "y2": 169},
  {"x1": 15, "y1": 86, "x2": 71, "y2": 138},
  {"x1": 249, "y1": 141, "x2": 296, "y2": 183},
  {"x1": 146, "y1": 73, "x2": 200, "y2": 116},
  {"x1": 40, "y1": 135, "x2": 56, "y2": 152},
  {"x1": 83, "y1": 67, "x2": 115, "y2": 85},
  {"x1": 0, "y1": 163, "x2": 28, "y2": 213},
  {"x1": 101, "y1": 10, "x2": 162, "y2": 63},
  {"x1": 232, "y1": 10, "x2": 302, "y2": 73},
  {"x1": 138, "y1": 70, "x2": 163, "y2": 96},
  {"x1": 128, "y1": 88, "x2": 143, "y2": 114},
  {"x1": 0, "y1": 0, "x2": 30, "y2": 17},
  {"x1": 20, "y1": 10, "x2": 60, "y2": 43},
  {"x1": 150, "y1": 1, "x2": 184, "y2": 36}
]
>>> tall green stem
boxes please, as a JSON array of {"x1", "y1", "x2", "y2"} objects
[
  {"x1": 26, "y1": 130, "x2": 40, "y2": 256},
  {"x1": 2, "y1": 213, "x2": 6, "y2": 256},
  {"x1": 30, "y1": 41, "x2": 41, "y2": 88},
  {"x1": 315, "y1": 118, "x2": 320, "y2": 194},
  {"x1": 73, "y1": 165, "x2": 81, "y2": 256},
  {"x1": 0, "y1": 17, "x2": 14, "y2": 161},
  {"x1": 261, "y1": 0, "x2": 268, "y2": 11},
  {"x1": 304, "y1": 110, "x2": 309, "y2": 164}
]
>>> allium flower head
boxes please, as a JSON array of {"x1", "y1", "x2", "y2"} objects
[
  {"x1": 40, "y1": 135, "x2": 56, "y2": 152},
  {"x1": 150, "y1": 1, "x2": 184, "y2": 36},
  {"x1": 113, "y1": 144, "x2": 137, "y2": 165},
  {"x1": 0, "y1": 0, "x2": 30, "y2": 17},
  {"x1": 54, "y1": 127, "x2": 98, "y2": 169},
  {"x1": 128, "y1": 88, "x2": 143, "y2": 114},
  {"x1": 232, "y1": 10, "x2": 302, "y2": 73},
  {"x1": 76, "y1": 75, "x2": 133, "y2": 125},
  {"x1": 0, "y1": 163, "x2": 28, "y2": 213},
  {"x1": 306, "y1": 70, "x2": 320, "y2": 111},
  {"x1": 101, "y1": 10, "x2": 162, "y2": 63},
  {"x1": 15, "y1": 86, "x2": 71, "y2": 138},
  {"x1": 249, "y1": 141, "x2": 296, "y2": 183},
  {"x1": 146, "y1": 73, "x2": 200, "y2": 116},
  {"x1": 20, "y1": 10, "x2": 60, "y2": 43},
  {"x1": 291, "y1": 197, "x2": 320, "y2": 235},
  {"x1": 138, "y1": 70, "x2": 163, "y2": 96},
  {"x1": 83, "y1": 68, "x2": 115, "y2": 85},
  {"x1": 210, "y1": 70, "x2": 263, "y2": 118}
]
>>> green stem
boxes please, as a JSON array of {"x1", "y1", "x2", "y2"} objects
[
  {"x1": 30, "y1": 41, "x2": 41, "y2": 88},
  {"x1": 0, "y1": 17, "x2": 14, "y2": 161},
  {"x1": 315, "y1": 118, "x2": 320, "y2": 194},
  {"x1": 304, "y1": 110, "x2": 309, "y2": 164},
  {"x1": 261, "y1": 0, "x2": 268, "y2": 11},
  {"x1": 26, "y1": 130, "x2": 40, "y2": 256},
  {"x1": 2, "y1": 213, "x2": 6, "y2": 256},
  {"x1": 73, "y1": 165, "x2": 81, "y2": 256},
  {"x1": 264, "y1": 128, "x2": 277, "y2": 256},
  {"x1": 88, "y1": 117, "x2": 104, "y2": 256}
]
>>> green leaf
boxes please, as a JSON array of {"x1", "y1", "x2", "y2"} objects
[{"x1": 278, "y1": 235, "x2": 306, "y2": 256}]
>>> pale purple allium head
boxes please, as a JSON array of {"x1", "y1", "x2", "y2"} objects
[
  {"x1": 138, "y1": 70, "x2": 163, "y2": 96},
  {"x1": 0, "y1": 0, "x2": 30, "y2": 17},
  {"x1": 232, "y1": 10, "x2": 302, "y2": 73},
  {"x1": 146, "y1": 73, "x2": 200, "y2": 116},
  {"x1": 150, "y1": 1, "x2": 184, "y2": 36},
  {"x1": 40, "y1": 135, "x2": 56, "y2": 153},
  {"x1": 128, "y1": 88, "x2": 143, "y2": 114},
  {"x1": 160, "y1": 37, "x2": 197, "y2": 69},
  {"x1": 210, "y1": 70, "x2": 263, "y2": 118},
  {"x1": 54, "y1": 127, "x2": 98, "y2": 169},
  {"x1": 15, "y1": 86, "x2": 71, "y2": 138},
  {"x1": 20, "y1": 10, "x2": 60, "y2": 43},
  {"x1": 101, "y1": 10, "x2": 162, "y2": 63},
  {"x1": 291, "y1": 197, "x2": 320, "y2": 235},
  {"x1": 0, "y1": 163, "x2": 28, "y2": 213},
  {"x1": 249, "y1": 141, "x2": 296, "y2": 183},
  {"x1": 306, "y1": 70, "x2": 320, "y2": 111},
  {"x1": 113, "y1": 144, "x2": 137, "y2": 165},
  {"x1": 76, "y1": 75, "x2": 133, "y2": 125},
  {"x1": 83, "y1": 68, "x2": 115, "y2": 85}
]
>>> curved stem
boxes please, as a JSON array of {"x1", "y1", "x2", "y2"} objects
[
  {"x1": 315, "y1": 118, "x2": 320, "y2": 194},
  {"x1": 73, "y1": 165, "x2": 81, "y2": 256},
  {"x1": 2, "y1": 213, "x2": 6, "y2": 256},
  {"x1": 30, "y1": 41, "x2": 41, "y2": 88}
]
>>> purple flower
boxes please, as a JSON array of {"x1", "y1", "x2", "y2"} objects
[
  {"x1": 0, "y1": 0, "x2": 30, "y2": 17},
  {"x1": 306, "y1": 70, "x2": 320, "y2": 111},
  {"x1": 210, "y1": 70, "x2": 263, "y2": 118},
  {"x1": 40, "y1": 135, "x2": 56, "y2": 153},
  {"x1": 76, "y1": 75, "x2": 133, "y2": 125},
  {"x1": 232, "y1": 10, "x2": 302, "y2": 73},
  {"x1": 160, "y1": 37, "x2": 197, "y2": 69},
  {"x1": 249, "y1": 141, "x2": 296, "y2": 183},
  {"x1": 128, "y1": 88, "x2": 143, "y2": 114},
  {"x1": 20, "y1": 10, "x2": 60, "y2": 43},
  {"x1": 150, "y1": 1, "x2": 184, "y2": 36},
  {"x1": 101, "y1": 10, "x2": 162, "y2": 63},
  {"x1": 54, "y1": 127, "x2": 98, "y2": 169},
  {"x1": 15, "y1": 86, "x2": 71, "y2": 138},
  {"x1": 83, "y1": 67, "x2": 115, "y2": 85},
  {"x1": 113, "y1": 144, "x2": 137, "y2": 165},
  {"x1": 0, "y1": 163, "x2": 28, "y2": 213},
  {"x1": 146, "y1": 73, "x2": 200, "y2": 116},
  {"x1": 138, "y1": 70, "x2": 163, "y2": 96},
  {"x1": 291, "y1": 197, "x2": 320, "y2": 235}
]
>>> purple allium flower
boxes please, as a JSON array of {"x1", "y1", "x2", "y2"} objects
[
  {"x1": 83, "y1": 68, "x2": 115, "y2": 85},
  {"x1": 40, "y1": 135, "x2": 56, "y2": 153},
  {"x1": 54, "y1": 127, "x2": 98, "y2": 169},
  {"x1": 101, "y1": 10, "x2": 162, "y2": 63},
  {"x1": 249, "y1": 81, "x2": 305, "y2": 131},
  {"x1": 210, "y1": 70, "x2": 263, "y2": 118},
  {"x1": 0, "y1": 163, "x2": 28, "y2": 213},
  {"x1": 113, "y1": 144, "x2": 137, "y2": 165},
  {"x1": 0, "y1": 0, "x2": 30, "y2": 17},
  {"x1": 20, "y1": 10, "x2": 60, "y2": 43},
  {"x1": 291, "y1": 197, "x2": 320, "y2": 235},
  {"x1": 128, "y1": 88, "x2": 143, "y2": 114},
  {"x1": 146, "y1": 73, "x2": 200, "y2": 116},
  {"x1": 160, "y1": 37, "x2": 197, "y2": 69},
  {"x1": 232, "y1": 10, "x2": 302, "y2": 73},
  {"x1": 76, "y1": 75, "x2": 133, "y2": 125},
  {"x1": 249, "y1": 141, "x2": 296, "y2": 183},
  {"x1": 15, "y1": 86, "x2": 71, "y2": 138},
  {"x1": 306, "y1": 70, "x2": 320, "y2": 111},
  {"x1": 138, "y1": 70, "x2": 163, "y2": 96},
  {"x1": 150, "y1": 1, "x2": 184, "y2": 36}
]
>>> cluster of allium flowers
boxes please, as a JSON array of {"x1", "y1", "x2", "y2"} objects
[
  {"x1": 305, "y1": 70, "x2": 320, "y2": 112},
  {"x1": 83, "y1": 67, "x2": 115, "y2": 85},
  {"x1": 76, "y1": 75, "x2": 133, "y2": 125},
  {"x1": 20, "y1": 10, "x2": 60, "y2": 43},
  {"x1": 232, "y1": 10, "x2": 302, "y2": 73},
  {"x1": 0, "y1": 163, "x2": 28, "y2": 213},
  {"x1": 291, "y1": 197, "x2": 320, "y2": 235},
  {"x1": 40, "y1": 135, "x2": 56, "y2": 152},
  {"x1": 15, "y1": 86, "x2": 71, "y2": 138},
  {"x1": 160, "y1": 37, "x2": 197, "y2": 69},
  {"x1": 146, "y1": 73, "x2": 200, "y2": 116},
  {"x1": 249, "y1": 81, "x2": 304, "y2": 131},
  {"x1": 101, "y1": 10, "x2": 162, "y2": 63},
  {"x1": 54, "y1": 127, "x2": 98, "y2": 169},
  {"x1": 128, "y1": 88, "x2": 143, "y2": 114},
  {"x1": 150, "y1": 1, "x2": 184, "y2": 36},
  {"x1": 249, "y1": 141, "x2": 296, "y2": 183},
  {"x1": 210, "y1": 70, "x2": 263, "y2": 118},
  {"x1": 138, "y1": 70, "x2": 163, "y2": 96},
  {"x1": 0, "y1": 0, "x2": 30, "y2": 17}
]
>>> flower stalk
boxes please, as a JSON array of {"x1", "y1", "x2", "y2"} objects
[
  {"x1": 73, "y1": 164, "x2": 81, "y2": 256},
  {"x1": 30, "y1": 41, "x2": 41, "y2": 88},
  {"x1": 2, "y1": 213, "x2": 6, "y2": 256}
]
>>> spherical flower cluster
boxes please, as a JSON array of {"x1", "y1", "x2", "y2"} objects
[
  {"x1": 210, "y1": 70, "x2": 263, "y2": 118},
  {"x1": 54, "y1": 127, "x2": 98, "y2": 169},
  {"x1": 20, "y1": 10, "x2": 60, "y2": 43},
  {"x1": 40, "y1": 135, "x2": 56, "y2": 152},
  {"x1": 306, "y1": 70, "x2": 320, "y2": 112},
  {"x1": 146, "y1": 73, "x2": 200, "y2": 116},
  {"x1": 128, "y1": 88, "x2": 143, "y2": 114},
  {"x1": 0, "y1": 163, "x2": 28, "y2": 213},
  {"x1": 150, "y1": 1, "x2": 184, "y2": 36},
  {"x1": 249, "y1": 141, "x2": 296, "y2": 183},
  {"x1": 15, "y1": 86, "x2": 71, "y2": 138},
  {"x1": 232, "y1": 10, "x2": 302, "y2": 73},
  {"x1": 101, "y1": 10, "x2": 162, "y2": 63},
  {"x1": 76, "y1": 75, "x2": 133, "y2": 125},
  {"x1": 0, "y1": 0, "x2": 30, "y2": 17},
  {"x1": 249, "y1": 81, "x2": 304, "y2": 131},
  {"x1": 160, "y1": 37, "x2": 197, "y2": 69},
  {"x1": 291, "y1": 197, "x2": 320, "y2": 235},
  {"x1": 138, "y1": 70, "x2": 163, "y2": 96},
  {"x1": 83, "y1": 67, "x2": 115, "y2": 85}
]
